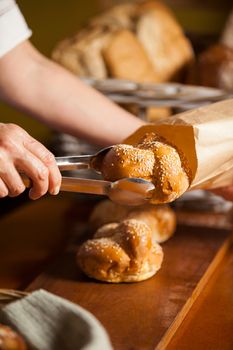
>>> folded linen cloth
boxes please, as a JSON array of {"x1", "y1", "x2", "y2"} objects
[{"x1": 0, "y1": 289, "x2": 112, "y2": 350}]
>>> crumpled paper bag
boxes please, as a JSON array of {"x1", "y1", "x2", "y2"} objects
[{"x1": 126, "y1": 99, "x2": 233, "y2": 190}]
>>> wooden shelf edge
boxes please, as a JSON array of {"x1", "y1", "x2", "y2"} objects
[{"x1": 156, "y1": 232, "x2": 233, "y2": 350}]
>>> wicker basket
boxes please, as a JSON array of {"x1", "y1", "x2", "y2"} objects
[{"x1": 0, "y1": 289, "x2": 28, "y2": 308}]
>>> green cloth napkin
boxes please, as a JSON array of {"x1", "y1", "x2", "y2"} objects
[{"x1": 0, "y1": 289, "x2": 112, "y2": 350}]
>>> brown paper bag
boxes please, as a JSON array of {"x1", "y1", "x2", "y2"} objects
[{"x1": 125, "y1": 99, "x2": 233, "y2": 190}]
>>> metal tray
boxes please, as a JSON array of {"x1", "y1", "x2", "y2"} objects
[{"x1": 81, "y1": 77, "x2": 233, "y2": 110}]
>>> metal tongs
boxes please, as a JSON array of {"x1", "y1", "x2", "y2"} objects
[{"x1": 22, "y1": 147, "x2": 155, "y2": 206}]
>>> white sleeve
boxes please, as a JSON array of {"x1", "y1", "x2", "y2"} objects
[{"x1": 0, "y1": 0, "x2": 32, "y2": 58}]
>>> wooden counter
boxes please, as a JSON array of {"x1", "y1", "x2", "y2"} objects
[
  {"x1": 0, "y1": 194, "x2": 233, "y2": 349},
  {"x1": 0, "y1": 194, "x2": 74, "y2": 289}
]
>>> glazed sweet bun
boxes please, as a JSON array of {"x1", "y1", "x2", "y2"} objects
[
  {"x1": 0, "y1": 324, "x2": 27, "y2": 350},
  {"x1": 89, "y1": 200, "x2": 130, "y2": 231},
  {"x1": 101, "y1": 144, "x2": 155, "y2": 181},
  {"x1": 89, "y1": 199, "x2": 176, "y2": 243},
  {"x1": 77, "y1": 199, "x2": 176, "y2": 283},
  {"x1": 101, "y1": 132, "x2": 191, "y2": 204},
  {"x1": 77, "y1": 219, "x2": 163, "y2": 283},
  {"x1": 126, "y1": 205, "x2": 176, "y2": 243}
]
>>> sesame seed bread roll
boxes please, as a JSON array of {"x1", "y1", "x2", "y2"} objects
[
  {"x1": 100, "y1": 144, "x2": 155, "y2": 182},
  {"x1": 0, "y1": 324, "x2": 27, "y2": 350},
  {"x1": 101, "y1": 132, "x2": 191, "y2": 204},
  {"x1": 90, "y1": 200, "x2": 130, "y2": 231},
  {"x1": 77, "y1": 199, "x2": 175, "y2": 282},
  {"x1": 126, "y1": 205, "x2": 176, "y2": 243},
  {"x1": 89, "y1": 200, "x2": 176, "y2": 243},
  {"x1": 77, "y1": 219, "x2": 163, "y2": 283}
]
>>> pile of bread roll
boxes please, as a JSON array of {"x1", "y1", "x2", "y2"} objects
[
  {"x1": 76, "y1": 129, "x2": 193, "y2": 282},
  {"x1": 77, "y1": 200, "x2": 176, "y2": 283},
  {"x1": 76, "y1": 131, "x2": 191, "y2": 283},
  {"x1": 52, "y1": 2, "x2": 196, "y2": 282},
  {"x1": 52, "y1": 0, "x2": 194, "y2": 121}
]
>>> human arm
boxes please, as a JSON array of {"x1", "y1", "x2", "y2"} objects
[
  {"x1": 0, "y1": 39, "x2": 143, "y2": 199},
  {"x1": 0, "y1": 2, "x2": 141, "y2": 200},
  {"x1": 0, "y1": 1, "x2": 62, "y2": 199},
  {"x1": 0, "y1": 40, "x2": 144, "y2": 147}
]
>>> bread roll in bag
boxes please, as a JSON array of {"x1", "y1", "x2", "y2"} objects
[{"x1": 125, "y1": 99, "x2": 233, "y2": 190}]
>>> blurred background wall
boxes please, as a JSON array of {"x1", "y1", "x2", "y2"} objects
[
  {"x1": 0, "y1": 0, "x2": 231, "y2": 144},
  {"x1": 0, "y1": 0, "x2": 100, "y2": 143}
]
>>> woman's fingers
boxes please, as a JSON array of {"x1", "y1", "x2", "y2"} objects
[
  {"x1": 15, "y1": 151, "x2": 50, "y2": 200},
  {"x1": 0, "y1": 178, "x2": 9, "y2": 198},
  {"x1": 0, "y1": 163, "x2": 25, "y2": 197},
  {"x1": 0, "y1": 123, "x2": 61, "y2": 200},
  {"x1": 0, "y1": 148, "x2": 25, "y2": 197},
  {"x1": 23, "y1": 137, "x2": 61, "y2": 195}
]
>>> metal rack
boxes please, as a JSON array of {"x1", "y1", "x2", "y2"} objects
[{"x1": 82, "y1": 77, "x2": 233, "y2": 111}]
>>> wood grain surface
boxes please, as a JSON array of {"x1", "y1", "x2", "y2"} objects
[
  {"x1": 1, "y1": 195, "x2": 232, "y2": 349},
  {"x1": 0, "y1": 194, "x2": 75, "y2": 289},
  {"x1": 27, "y1": 203, "x2": 230, "y2": 350},
  {"x1": 167, "y1": 239, "x2": 233, "y2": 350}
]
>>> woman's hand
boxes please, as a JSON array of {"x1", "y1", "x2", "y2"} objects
[
  {"x1": 211, "y1": 187, "x2": 233, "y2": 202},
  {"x1": 0, "y1": 123, "x2": 61, "y2": 199}
]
